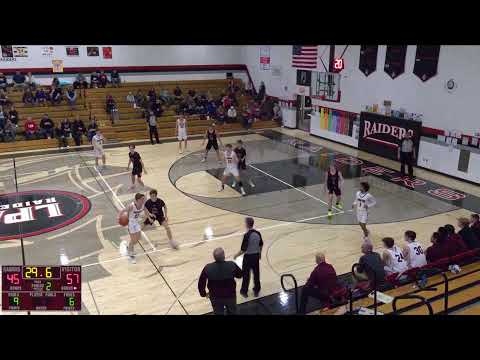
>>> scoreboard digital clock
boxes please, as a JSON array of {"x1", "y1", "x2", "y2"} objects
[{"x1": 2, "y1": 266, "x2": 81, "y2": 311}]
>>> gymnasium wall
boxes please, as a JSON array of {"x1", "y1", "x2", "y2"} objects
[{"x1": 243, "y1": 45, "x2": 480, "y2": 134}]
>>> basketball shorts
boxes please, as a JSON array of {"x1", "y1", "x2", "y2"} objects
[
  {"x1": 224, "y1": 166, "x2": 239, "y2": 177},
  {"x1": 94, "y1": 148, "x2": 105, "y2": 158},
  {"x1": 356, "y1": 211, "x2": 368, "y2": 224},
  {"x1": 327, "y1": 186, "x2": 341, "y2": 196},
  {"x1": 128, "y1": 221, "x2": 142, "y2": 234},
  {"x1": 144, "y1": 215, "x2": 165, "y2": 226},
  {"x1": 132, "y1": 166, "x2": 142, "y2": 177},
  {"x1": 206, "y1": 140, "x2": 219, "y2": 151},
  {"x1": 238, "y1": 160, "x2": 246, "y2": 170},
  {"x1": 177, "y1": 129, "x2": 187, "y2": 141}
]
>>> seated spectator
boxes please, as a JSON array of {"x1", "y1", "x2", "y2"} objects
[
  {"x1": 99, "y1": 71, "x2": 108, "y2": 88},
  {"x1": 51, "y1": 77, "x2": 60, "y2": 89},
  {"x1": 353, "y1": 241, "x2": 385, "y2": 288},
  {"x1": 60, "y1": 118, "x2": 72, "y2": 147},
  {"x1": 159, "y1": 89, "x2": 171, "y2": 105},
  {"x1": 73, "y1": 74, "x2": 89, "y2": 89},
  {"x1": 24, "y1": 117, "x2": 39, "y2": 140},
  {"x1": 256, "y1": 81, "x2": 266, "y2": 102},
  {"x1": 299, "y1": 252, "x2": 338, "y2": 314},
  {"x1": 35, "y1": 88, "x2": 48, "y2": 106},
  {"x1": 65, "y1": 87, "x2": 77, "y2": 109},
  {"x1": 50, "y1": 86, "x2": 63, "y2": 105},
  {"x1": 0, "y1": 106, "x2": 6, "y2": 130},
  {"x1": 426, "y1": 231, "x2": 450, "y2": 263},
  {"x1": 13, "y1": 71, "x2": 26, "y2": 90},
  {"x1": 87, "y1": 116, "x2": 98, "y2": 143},
  {"x1": 0, "y1": 89, "x2": 11, "y2": 107},
  {"x1": 135, "y1": 90, "x2": 147, "y2": 109},
  {"x1": 188, "y1": 89, "x2": 196, "y2": 98},
  {"x1": 444, "y1": 224, "x2": 468, "y2": 256},
  {"x1": 228, "y1": 78, "x2": 235, "y2": 94},
  {"x1": 152, "y1": 100, "x2": 163, "y2": 117},
  {"x1": 0, "y1": 73, "x2": 8, "y2": 92},
  {"x1": 111, "y1": 70, "x2": 121, "y2": 87},
  {"x1": 470, "y1": 214, "x2": 480, "y2": 241},
  {"x1": 25, "y1": 72, "x2": 36, "y2": 90},
  {"x1": 39, "y1": 114, "x2": 55, "y2": 139},
  {"x1": 401, "y1": 230, "x2": 427, "y2": 269},
  {"x1": 458, "y1": 217, "x2": 480, "y2": 250},
  {"x1": 54, "y1": 123, "x2": 66, "y2": 148},
  {"x1": 72, "y1": 115, "x2": 86, "y2": 146},
  {"x1": 217, "y1": 106, "x2": 226, "y2": 123},
  {"x1": 173, "y1": 85, "x2": 182, "y2": 102},
  {"x1": 4, "y1": 118, "x2": 16, "y2": 142},
  {"x1": 90, "y1": 72, "x2": 99, "y2": 88},
  {"x1": 227, "y1": 106, "x2": 237, "y2": 123},
  {"x1": 147, "y1": 88, "x2": 157, "y2": 104},
  {"x1": 241, "y1": 105, "x2": 253, "y2": 129},
  {"x1": 381, "y1": 237, "x2": 408, "y2": 275},
  {"x1": 126, "y1": 91, "x2": 136, "y2": 107},
  {"x1": 22, "y1": 88, "x2": 36, "y2": 106},
  {"x1": 222, "y1": 95, "x2": 231, "y2": 109},
  {"x1": 207, "y1": 100, "x2": 217, "y2": 118},
  {"x1": 8, "y1": 106, "x2": 19, "y2": 127}
]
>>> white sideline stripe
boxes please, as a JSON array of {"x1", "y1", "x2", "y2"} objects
[
  {"x1": 248, "y1": 164, "x2": 342, "y2": 212},
  {"x1": 93, "y1": 166, "x2": 156, "y2": 251},
  {"x1": 80, "y1": 211, "x2": 342, "y2": 268},
  {"x1": 75, "y1": 165, "x2": 101, "y2": 194}
]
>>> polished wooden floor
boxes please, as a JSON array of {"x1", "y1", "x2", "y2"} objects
[{"x1": 0, "y1": 128, "x2": 476, "y2": 315}]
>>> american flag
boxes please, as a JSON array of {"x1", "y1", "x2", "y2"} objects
[{"x1": 292, "y1": 45, "x2": 318, "y2": 68}]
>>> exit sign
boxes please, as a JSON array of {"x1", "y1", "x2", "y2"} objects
[{"x1": 333, "y1": 58, "x2": 344, "y2": 72}]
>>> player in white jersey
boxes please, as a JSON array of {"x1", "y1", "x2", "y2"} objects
[
  {"x1": 176, "y1": 115, "x2": 188, "y2": 154},
  {"x1": 92, "y1": 129, "x2": 106, "y2": 170},
  {"x1": 402, "y1": 230, "x2": 427, "y2": 269},
  {"x1": 381, "y1": 237, "x2": 408, "y2": 275},
  {"x1": 118, "y1": 193, "x2": 155, "y2": 264},
  {"x1": 218, "y1": 144, "x2": 246, "y2": 196},
  {"x1": 352, "y1": 182, "x2": 376, "y2": 239}
]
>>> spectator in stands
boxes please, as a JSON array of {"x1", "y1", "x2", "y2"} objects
[
  {"x1": 256, "y1": 81, "x2": 266, "y2": 102},
  {"x1": 221, "y1": 94, "x2": 231, "y2": 110},
  {"x1": 227, "y1": 106, "x2": 237, "y2": 123},
  {"x1": 106, "y1": 95, "x2": 119, "y2": 124},
  {"x1": 148, "y1": 88, "x2": 157, "y2": 105},
  {"x1": 261, "y1": 97, "x2": 274, "y2": 120},
  {"x1": 217, "y1": 105, "x2": 226, "y2": 124},
  {"x1": 99, "y1": 71, "x2": 108, "y2": 88},
  {"x1": 135, "y1": 90, "x2": 147, "y2": 109},
  {"x1": 0, "y1": 73, "x2": 8, "y2": 92},
  {"x1": 470, "y1": 214, "x2": 480, "y2": 241},
  {"x1": 198, "y1": 247, "x2": 243, "y2": 315},
  {"x1": 207, "y1": 100, "x2": 217, "y2": 119},
  {"x1": 50, "y1": 86, "x2": 63, "y2": 105},
  {"x1": 22, "y1": 88, "x2": 36, "y2": 106},
  {"x1": 0, "y1": 106, "x2": 5, "y2": 130},
  {"x1": 444, "y1": 224, "x2": 468, "y2": 256},
  {"x1": 24, "y1": 117, "x2": 38, "y2": 140},
  {"x1": 426, "y1": 231, "x2": 450, "y2": 263},
  {"x1": 87, "y1": 116, "x2": 98, "y2": 143},
  {"x1": 353, "y1": 241, "x2": 385, "y2": 288},
  {"x1": 173, "y1": 86, "x2": 182, "y2": 102},
  {"x1": 152, "y1": 100, "x2": 163, "y2": 117},
  {"x1": 13, "y1": 71, "x2": 26, "y2": 90},
  {"x1": 110, "y1": 70, "x2": 121, "y2": 87},
  {"x1": 8, "y1": 105, "x2": 18, "y2": 127},
  {"x1": 458, "y1": 217, "x2": 480, "y2": 250},
  {"x1": 299, "y1": 252, "x2": 338, "y2": 314},
  {"x1": 59, "y1": 118, "x2": 72, "y2": 147},
  {"x1": 54, "y1": 123, "x2": 66, "y2": 148},
  {"x1": 402, "y1": 230, "x2": 427, "y2": 269},
  {"x1": 90, "y1": 72, "x2": 99, "y2": 88},
  {"x1": 272, "y1": 102, "x2": 282, "y2": 124},
  {"x1": 4, "y1": 118, "x2": 16, "y2": 142},
  {"x1": 241, "y1": 104, "x2": 252, "y2": 130},
  {"x1": 188, "y1": 89, "x2": 196, "y2": 98},
  {"x1": 159, "y1": 89, "x2": 171, "y2": 105},
  {"x1": 382, "y1": 237, "x2": 408, "y2": 275},
  {"x1": 0, "y1": 89, "x2": 11, "y2": 107},
  {"x1": 126, "y1": 91, "x2": 135, "y2": 107},
  {"x1": 39, "y1": 114, "x2": 55, "y2": 139},
  {"x1": 65, "y1": 87, "x2": 77, "y2": 110},
  {"x1": 72, "y1": 115, "x2": 86, "y2": 146},
  {"x1": 73, "y1": 74, "x2": 88, "y2": 89},
  {"x1": 147, "y1": 110, "x2": 160, "y2": 145},
  {"x1": 51, "y1": 77, "x2": 60, "y2": 89},
  {"x1": 35, "y1": 88, "x2": 48, "y2": 106},
  {"x1": 25, "y1": 72, "x2": 36, "y2": 90}
]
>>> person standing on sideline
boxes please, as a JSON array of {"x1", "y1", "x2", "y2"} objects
[
  {"x1": 234, "y1": 217, "x2": 263, "y2": 298},
  {"x1": 92, "y1": 129, "x2": 106, "y2": 170},
  {"x1": 176, "y1": 115, "x2": 188, "y2": 154},
  {"x1": 146, "y1": 109, "x2": 160, "y2": 145},
  {"x1": 198, "y1": 247, "x2": 243, "y2": 315},
  {"x1": 397, "y1": 132, "x2": 416, "y2": 179}
]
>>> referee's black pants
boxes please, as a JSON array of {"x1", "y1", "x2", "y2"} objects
[
  {"x1": 149, "y1": 125, "x2": 159, "y2": 144},
  {"x1": 241, "y1": 253, "x2": 261, "y2": 294},
  {"x1": 400, "y1": 151, "x2": 414, "y2": 178}
]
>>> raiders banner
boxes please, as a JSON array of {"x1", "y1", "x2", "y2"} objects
[{"x1": 358, "y1": 112, "x2": 422, "y2": 162}]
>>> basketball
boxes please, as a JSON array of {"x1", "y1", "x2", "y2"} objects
[{"x1": 118, "y1": 212, "x2": 129, "y2": 227}]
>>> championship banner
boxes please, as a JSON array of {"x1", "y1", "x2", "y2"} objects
[
  {"x1": 52, "y1": 59, "x2": 64, "y2": 73},
  {"x1": 358, "y1": 112, "x2": 422, "y2": 162}
]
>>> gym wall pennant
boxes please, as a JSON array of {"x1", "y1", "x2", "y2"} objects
[
  {"x1": 413, "y1": 45, "x2": 441, "y2": 82},
  {"x1": 384, "y1": 45, "x2": 407, "y2": 79}
]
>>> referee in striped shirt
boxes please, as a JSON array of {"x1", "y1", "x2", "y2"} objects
[{"x1": 234, "y1": 217, "x2": 263, "y2": 298}]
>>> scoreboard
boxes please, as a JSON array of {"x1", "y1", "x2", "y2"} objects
[{"x1": 2, "y1": 266, "x2": 81, "y2": 311}]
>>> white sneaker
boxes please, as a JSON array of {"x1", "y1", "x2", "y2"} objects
[
  {"x1": 128, "y1": 255, "x2": 136, "y2": 264},
  {"x1": 232, "y1": 181, "x2": 237, "y2": 187},
  {"x1": 119, "y1": 241, "x2": 128, "y2": 256},
  {"x1": 240, "y1": 187, "x2": 246, "y2": 196},
  {"x1": 201, "y1": 158, "x2": 206, "y2": 163},
  {"x1": 170, "y1": 240, "x2": 180, "y2": 250},
  {"x1": 179, "y1": 150, "x2": 183, "y2": 154},
  {"x1": 218, "y1": 185, "x2": 224, "y2": 192},
  {"x1": 249, "y1": 180, "x2": 255, "y2": 188}
]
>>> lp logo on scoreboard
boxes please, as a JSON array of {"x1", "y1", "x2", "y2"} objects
[{"x1": 0, "y1": 190, "x2": 91, "y2": 241}]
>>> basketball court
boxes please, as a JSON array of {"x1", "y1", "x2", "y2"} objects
[{"x1": 0, "y1": 128, "x2": 476, "y2": 315}]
